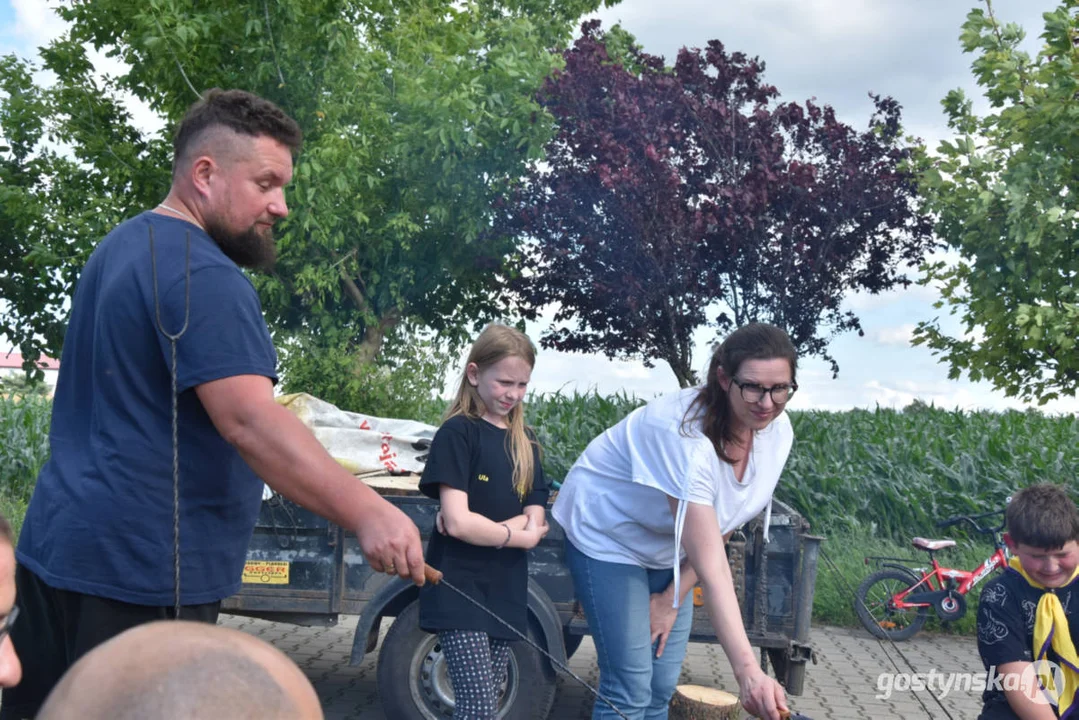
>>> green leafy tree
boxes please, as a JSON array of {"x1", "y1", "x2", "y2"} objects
[
  {"x1": 0, "y1": 0, "x2": 615, "y2": 406},
  {"x1": 914, "y1": 1, "x2": 1079, "y2": 403}
]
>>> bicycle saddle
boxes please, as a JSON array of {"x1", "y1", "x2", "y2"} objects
[{"x1": 912, "y1": 537, "x2": 956, "y2": 551}]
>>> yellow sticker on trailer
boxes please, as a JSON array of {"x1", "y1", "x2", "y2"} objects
[{"x1": 242, "y1": 561, "x2": 290, "y2": 585}]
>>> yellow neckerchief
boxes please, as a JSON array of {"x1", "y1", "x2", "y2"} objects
[{"x1": 1008, "y1": 556, "x2": 1079, "y2": 715}]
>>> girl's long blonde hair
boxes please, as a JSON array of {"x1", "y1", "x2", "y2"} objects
[{"x1": 444, "y1": 324, "x2": 539, "y2": 500}]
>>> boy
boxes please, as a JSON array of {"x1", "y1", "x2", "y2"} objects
[{"x1": 977, "y1": 483, "x2": 1079, "y2": 720}]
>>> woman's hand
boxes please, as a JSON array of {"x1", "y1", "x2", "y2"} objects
[
  {"x1": 736, "y1": 666, "x2": 788, "y2": 720},
  {"x1": 648, "y1": 590, "x2": 680, "y2": 658}
]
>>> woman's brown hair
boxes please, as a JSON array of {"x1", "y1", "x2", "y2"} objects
[
  {"x1": 683, "y1": 323, "x2": 797, "y2": 463},
  {"x1": 445, "y1": 324, "x2": 539, "y2": 500}
]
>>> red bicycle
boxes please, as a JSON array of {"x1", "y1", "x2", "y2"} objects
[{"x1": 854, "y1": 509, "x2": 1010, "y2": 641}]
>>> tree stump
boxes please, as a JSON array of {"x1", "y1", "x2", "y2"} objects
[{"x1": 668, "y1": 684, "x2": 743, "y2": 719}]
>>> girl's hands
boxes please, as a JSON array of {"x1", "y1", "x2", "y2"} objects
[
  {"x1": 514, "y1": 514, "x2": 549, "y2": 550},
  {"x1": 736, "y1": 666, "x2": 788, "y2": 720}
]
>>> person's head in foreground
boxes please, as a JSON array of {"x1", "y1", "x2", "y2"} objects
[
  {"x1": 168, "y1": 87, "x2": 303, "y2": 272},
  {"x1": 0, "y1": 512, "x2": 22, "y2": 689},
  {"x1": 37, "y1": 620, "x2": 323, "y2": 720},
  {"x1": 687, "y1": 322, "x2": 798, "y2": 460},
  {"x1": 1005, "y1": 482, "x2": 1079, "y2": 588}
]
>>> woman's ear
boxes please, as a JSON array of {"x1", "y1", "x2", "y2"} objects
[
  {"x1": 465, "y1": 362, "x2": 480, "y2": 387},
  {"x1": 716, "y1": 366, "x2": 732, "y2": 392}
]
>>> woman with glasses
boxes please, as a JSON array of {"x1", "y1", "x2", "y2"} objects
[{"x1": 552, "y1": 323, "x2": 798, "y2": 720}]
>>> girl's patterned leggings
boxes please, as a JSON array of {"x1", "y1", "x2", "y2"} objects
[{"x1": 438, "y1": 630, "x2": 512, "y2": 719}]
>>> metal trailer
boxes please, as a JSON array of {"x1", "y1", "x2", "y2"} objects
[{"x1": 221, "y1": 489, "x2": 822, "y2": 719}]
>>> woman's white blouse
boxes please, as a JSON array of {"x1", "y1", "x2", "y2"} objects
[{"x1": 552, "y1": 387, "x2": 794, "y2": 606}]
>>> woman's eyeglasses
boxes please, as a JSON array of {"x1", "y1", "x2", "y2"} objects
[{"x1": 731, "y1": 378, "x2": 797, "y2": 404}]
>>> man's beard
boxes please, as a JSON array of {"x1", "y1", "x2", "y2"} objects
[{"x1": 204, "y1": 216, "x2": 277, "y2": 273}]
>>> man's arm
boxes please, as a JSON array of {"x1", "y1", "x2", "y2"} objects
[
  {"x1": 996, "y1": 662, "x2": 1059, "y2": 720},
  {"x1": 195, "y1": 374, "x2": 426, "y2": 585}
]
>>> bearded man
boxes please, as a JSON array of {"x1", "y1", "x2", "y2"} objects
[{"x1": 2, "y1": 89, "x2": 425, "y2": 719}]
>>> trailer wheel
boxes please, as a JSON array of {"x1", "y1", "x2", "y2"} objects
[{"x1": 377, "y1": 600, "x2": 557, "y2": 720}]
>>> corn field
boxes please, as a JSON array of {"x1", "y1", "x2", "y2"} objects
[{"x1": 1, "y1": 392, "x2": 1076, "y2": 543}]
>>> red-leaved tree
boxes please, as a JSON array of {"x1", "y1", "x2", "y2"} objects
[{"x1": 502, "y1": 22, "x2": 935, "y2": 386}]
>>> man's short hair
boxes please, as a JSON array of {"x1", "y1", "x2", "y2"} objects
[
  {"x1": 1006, "y1": 483, "x2": 1079, "y2": 549},
  {"x1": 172, "y1": 89, "x2": 302, "y2": 176},
  {"x1": 37, "y1": 622, "x2": 320, "y2": 720}
]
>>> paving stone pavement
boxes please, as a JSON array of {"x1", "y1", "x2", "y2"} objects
[{"x1": 221, "y1": 613, "x2": 986, "y2": 720}]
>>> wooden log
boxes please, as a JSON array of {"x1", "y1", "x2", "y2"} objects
[{"x1": 668, "y1": 684, "x2": 743, "y2": 720}]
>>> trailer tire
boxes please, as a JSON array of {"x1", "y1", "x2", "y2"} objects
[{"x1": 377, "y1": 600, "x2": 557, "y2": 720}]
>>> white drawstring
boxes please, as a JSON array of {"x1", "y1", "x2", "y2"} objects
[
  {"x1": 670, "y1": 497, "x2": 773, "y2": 609},
  {"x1": 671, "y1": 497, "x2": 689, "y2": 608}
]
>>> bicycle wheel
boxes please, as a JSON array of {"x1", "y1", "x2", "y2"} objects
[{"x1": 854, "y1": 568, "x2": 930, "y2": 641}]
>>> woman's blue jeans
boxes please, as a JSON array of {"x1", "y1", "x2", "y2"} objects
[{"x1": 565, "y1": 539, "x2": 695, "y2": 720}]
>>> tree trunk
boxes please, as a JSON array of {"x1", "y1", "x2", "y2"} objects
[
  {"x1": 353, "y1": 309, "x2": 402, "y2": 368},
  {"x1": 669, "y1": 685, "x2": 743, "y2": 719},
  {"x1": 667, "y1": 352, "x2": 698, "y2": 388}
]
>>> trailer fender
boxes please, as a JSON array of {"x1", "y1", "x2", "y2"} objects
[
  {"x1": 349, "y1": 577, "x2": 419, "y2": 666},
  {"x1": 349, "y1": 578, "x2": 567, "y2": 670},
  {"x1": 526, "y1": 579, "x2": 567, "y2": 672}
]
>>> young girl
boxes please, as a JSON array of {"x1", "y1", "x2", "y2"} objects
[{"x1": 418, "y1": 324, "x2": 550, "y2": 719}]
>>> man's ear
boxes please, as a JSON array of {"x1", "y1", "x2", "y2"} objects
[
  {"x1": 465, "y1": 362, "x2": 480, "y2": 387},
  {"x1": 190, "y1": 156, "x2": 216, "y2": 198}
]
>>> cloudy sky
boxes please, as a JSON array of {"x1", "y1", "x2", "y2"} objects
[{"x1": 1, "y1": 0, "x2": 1074, "y2": 413}]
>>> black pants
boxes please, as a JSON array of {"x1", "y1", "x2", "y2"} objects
[
  {"x1": 0, "y1": 563, "x2": 220, "y2": 720},
  {"x1": 978, "y1": 699, "x2": 1023, "y2": 720}
]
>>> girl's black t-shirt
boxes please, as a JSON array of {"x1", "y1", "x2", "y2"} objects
[{"x1": 418, "y1": 414, "x2": 549, "y2": 639}]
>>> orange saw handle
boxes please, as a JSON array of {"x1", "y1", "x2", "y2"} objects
[{"x1": 424, "y1": 563, "x2": 443, "y2": 585}]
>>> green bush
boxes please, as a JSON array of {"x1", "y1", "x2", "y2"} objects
[
  {"x1": 0, "y1": 393, "x2": 52, "y2": 537},
  {"x1": 278, "y1": 330, "x2": 451, "y2": 425}
]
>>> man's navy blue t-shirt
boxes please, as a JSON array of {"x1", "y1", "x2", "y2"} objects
[{"x1": 17, "y1": 212, "x2": 277, "y2": 605}]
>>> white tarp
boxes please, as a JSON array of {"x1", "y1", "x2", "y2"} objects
[{"x1": 276, "y1": 392, "x2": 438, "y2": 475}]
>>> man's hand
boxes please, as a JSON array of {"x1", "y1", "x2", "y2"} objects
[
  {"x1": 649, "y1": 590, "x2": 680, "y2": 658},
  {"x1": 356, "y1": 499, "x2": 426, "y2": 586}
]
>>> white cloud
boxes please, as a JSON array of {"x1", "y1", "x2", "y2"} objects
[
  {"x1": 11, "y1": 0, "x2": 65, "y2": 51},
  {"x1": 841, "y1": 284, "x2": 938, "y2": 313},
  {"x1": 873, "y1": 324, "x2": 915, "y2": 347}
]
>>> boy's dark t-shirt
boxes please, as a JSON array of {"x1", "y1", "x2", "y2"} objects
[
  {"x1": 977, "y1": 566, "x2": 1079, "y2": 719},
  {"x1": 418, "y1": 414, "x2": 550, "y2": 640}
]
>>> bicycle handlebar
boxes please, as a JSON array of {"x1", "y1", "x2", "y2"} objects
[{"x1": 936, "y1": 509, "x2": 1005, "y2": 534}]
